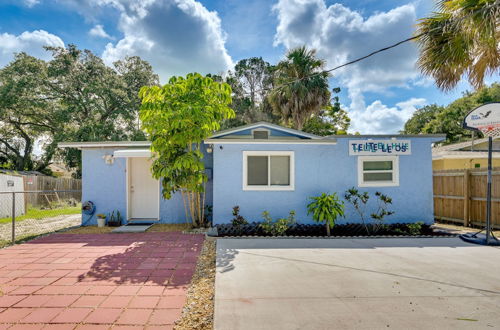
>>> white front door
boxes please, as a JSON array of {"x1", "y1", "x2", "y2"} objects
[{"x1": 128, "y1": 157, "x2": 160, "y2": 220}]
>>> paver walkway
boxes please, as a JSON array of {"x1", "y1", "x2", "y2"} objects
[{"x1": 0, "y1": 231, "x2": 204, "y2": 329}]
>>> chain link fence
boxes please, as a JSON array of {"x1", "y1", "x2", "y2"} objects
[{"x1": 0, "y1": 190, "x2": 82, "y2": 246}]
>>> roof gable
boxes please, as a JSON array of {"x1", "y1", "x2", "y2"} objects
[{"x1": 210, "y1": 122, "x2": 320, "y2": 140}]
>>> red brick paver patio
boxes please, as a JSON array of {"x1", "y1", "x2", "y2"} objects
[{"x1": 0, "y1": 232, "x2": 204, "y2": 329}]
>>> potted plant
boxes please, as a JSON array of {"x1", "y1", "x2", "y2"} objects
[
  {"x1": 107, "y1": 210, "x2": 123, "y2": 227},
  {"x1": 96, "y1": 213, "x2": 106, "y2": 227}
]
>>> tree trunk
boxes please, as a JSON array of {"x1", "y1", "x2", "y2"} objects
[{"x1": 326, "y1": 223, "x2": 331, "y2": 237}]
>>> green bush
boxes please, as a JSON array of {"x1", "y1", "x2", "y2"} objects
[
  {"x1": 260, "y1": 210, "x2": 296, "y2": 236},
  {"x1": 406, "y1": 222, "x2": 424, "y2": 235},
  {"x1": 231, "y1": 206, "x2": 248, "y2": 227},
  {"x1": 344, "y1": 188, "x2": 394, "y2": 234},
  {"x1": 307, "y1": 192, "x2": 345, "y2": 236}
]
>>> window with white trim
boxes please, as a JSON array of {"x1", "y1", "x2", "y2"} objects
[
  {"x1": 243, "y1": 151, "x2": 294, "y2": 190},
  {"x1": 358, "y1": 156, "x2": 399, "y2": 187}
]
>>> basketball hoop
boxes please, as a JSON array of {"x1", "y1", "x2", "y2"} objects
[
  {"x1": 461, "y1": 103, "x2": 500, "y2": 246},
  {"x1": 463, "y1": 102, "x2": 500, "y2": 138}
]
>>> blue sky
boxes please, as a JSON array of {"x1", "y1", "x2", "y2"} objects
[{"x1": 0, "y1": 0, "x2": 490, "y2": 133}]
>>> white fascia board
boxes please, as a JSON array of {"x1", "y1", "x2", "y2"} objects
[
  {"x1": 58, "y1": 141, "x2": 151, "y2": 149},
  {"x1": 204, "y1": 138, "x2": 337, "y2": 145},
  {"x1": 433, "y1": 153, "x2": 500, "y2": 160}
]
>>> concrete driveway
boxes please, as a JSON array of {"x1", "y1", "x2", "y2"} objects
[{"x1": 215, "y1": 238, "x2": 500, "y2": 330}]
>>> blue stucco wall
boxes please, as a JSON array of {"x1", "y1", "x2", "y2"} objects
[
  {"x1": 211, "y1": 137, "x2": 439, "y2": 225},
  {"x1": 81, "y1": 147, "x2": 213, "y2": 225},
  {"x1": 81, "y1": 148, "x2": 127, "y2": 226}
]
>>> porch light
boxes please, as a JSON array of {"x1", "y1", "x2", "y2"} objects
[
  {"x1": 103, "y1": 154, "x2": 114, "y2": 165},
  {"x1": 206, "y1": 144, "x2": 214, "y2": 153}
]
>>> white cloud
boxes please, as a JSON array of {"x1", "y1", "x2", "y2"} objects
[
  {"x1": 89, "y1": 24, "x2": 114, "y2": 39},
  {"x1": 0, "y1": 30, "x2": 65, "y2": 66},
  {"x1": 349, "y1": 97, "x2": 427, "y2": 134},
  {"x1": 69, "y1": 0, "x2": 234, "y2": 81},
  {"x1": 24, "y1": 0, "x2": 40, "y2": 7},
  {"x1": 273, "y1": 0, "x2": 422, "y2": 133}
]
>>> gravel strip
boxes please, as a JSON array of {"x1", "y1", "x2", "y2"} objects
[{"x1": 175, "y1": 238, "x2": 216, "y2": 330}]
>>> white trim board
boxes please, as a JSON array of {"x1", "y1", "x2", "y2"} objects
[
  {"x1": 357, "y1": 155, "x2": 399, "y2": 187},
  {"x1": 242, "y1": 151, "x2": 295, "y2": 191},
  {"x1": 204, "y1": 139, "x2": 336, "y2": 145},
  {"x1": 58, "y1": 141, "x2": 151, "y2": 149}
]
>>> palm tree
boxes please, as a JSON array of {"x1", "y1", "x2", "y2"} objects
[
  {"x1": 268, "y1": 47, "x2": 330, "y2": 130},
  {"x1": 415, "y1": 0, "x2": 499, "y2": 91}
]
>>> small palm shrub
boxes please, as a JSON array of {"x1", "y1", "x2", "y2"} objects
[
  {"x1": 260, "y1": 210, "x2": 296, "y2": 236},
  {"x1": 307, "y1": 192, "x2": 345, "y2": 236}
]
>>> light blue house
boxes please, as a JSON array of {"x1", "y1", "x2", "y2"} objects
[{"x1": 59, "y1": 122, "x2": 444, "y2": 226}]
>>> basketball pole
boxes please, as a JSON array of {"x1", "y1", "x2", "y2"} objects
[
  {"x1": 460, "y1": 103, "x2": 500, "y2": 246},
  {"x1": 486, "y1": 136, "x2": 492, "y2": 244}
]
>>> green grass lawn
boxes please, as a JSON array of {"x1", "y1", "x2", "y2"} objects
[{"x1": 0, "y1": 205, "x2": 81, "y2": 224}]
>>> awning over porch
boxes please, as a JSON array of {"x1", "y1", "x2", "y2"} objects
[{"x1": 113, "y1": 149, "x2": 152, "y2": 158}]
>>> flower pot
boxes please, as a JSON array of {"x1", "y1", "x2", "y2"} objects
[{"x1": 97, "y1": 217, "x2": 106, "y2": 227}]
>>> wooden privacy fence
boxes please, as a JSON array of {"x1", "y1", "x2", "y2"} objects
[
  {"x1": 433, "y1": 167, "x2": 500, "y2": 229},
  {"x1": 23, "y1": 175, "x2": 82, "y2": 208}
]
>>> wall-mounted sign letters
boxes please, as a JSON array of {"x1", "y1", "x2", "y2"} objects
[{"x1": 349, "y1": 140, "x2": 411, "y2": 156}]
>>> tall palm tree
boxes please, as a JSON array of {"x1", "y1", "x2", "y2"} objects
[
  {"x1": 268, "y1": 47, "x2": 330, "y2": 130},
  {"x1": 415, "y1": 0, "x2": 499, "y2": 91}
]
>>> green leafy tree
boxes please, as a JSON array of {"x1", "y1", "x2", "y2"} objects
[
  {"x1": 222, "y1": 57, "x2": 278, "y2": 129},
  {"x1": 268, "y1": 46, "x2": 331, "y2": 130},
  {"x1": 307, "y1": 192, "x2": 345, "y2": 236},
  {"x1": 344, "y1": 188, "x2": 395, "y2": 235},
  {"x1": 415, "y1": 0, "x2": 499, "y2": 91},
  {"x1": 0, "y1": 53, "x2": 54, "y2": 172},
  {"x1": 46, "y1": 45, "x2": 159, "y2": 176},
  {"x1": 139, "y1": 73, "x2": 234, "y2": 227},
  {"x1": 303, "y1": 88, "x2": 351, "y2": 136},
  {"x1": 402, "y1": 104, "x2": 443, "y2": 134},
  {"x1": 114, "y1": 56, "x2": 160, "y2": 138},
  {"x1": 344, "y1": 188, "x2": 370, "y2": 233},
  {"x1": 403, "y1": 83, "x2": 500, "y2": 143},
  {"x1": 0, "y1": 45, "x2": 161, "y2": 177},
  {"x1": 370, "y1": 192, "x2": 395, "y2": 234}
]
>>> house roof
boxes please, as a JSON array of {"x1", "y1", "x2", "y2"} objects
[
  {"x1": 58, "y1": 123, "x2": 447, "y2": 149},
  {"x1": 432, "y1": 137, "x2": 499, "y2": 152},
  {"x1": 209, "y1": 121, "x2": 321, "y2": 139},
  {"x1": 432, "y1": 137, "x2": 500, "y2": 159},
  {"x1": 433, "y1": 150, "x2": 500, "y2": 160},
  {"x1": 0, "y1": 169, "x2": 47, "y2": 176}
]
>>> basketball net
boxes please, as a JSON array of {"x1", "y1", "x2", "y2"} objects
[{"x1": 480, "y1": 126, "x2": 500, "y2": 137}]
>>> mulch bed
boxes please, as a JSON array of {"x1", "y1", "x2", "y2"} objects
[
  {"x1": 174, "y1": 238, "x2": 216, "y2": 330},
  {"x1": 214, "y1": 222, "x2": 455, "y2": 237}
]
